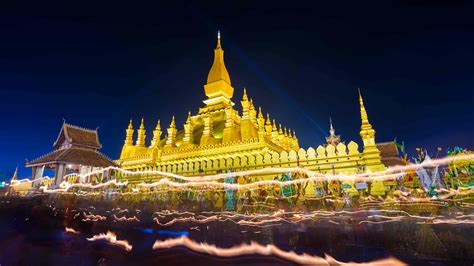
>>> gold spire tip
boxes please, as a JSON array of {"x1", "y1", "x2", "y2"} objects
[
  {"x1": 358, "y1": 88, "x2": 364, "y2": 103},
  {"x1": 217, "y1": 30, "x2": 221, "y2": 48},
  {"x1": 186, "y1": 112, "x2": 192, "y2": 123}
]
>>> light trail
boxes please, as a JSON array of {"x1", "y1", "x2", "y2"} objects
[
  {"x1": 112, "y1": 207, "x2": 130, "y2": 214},
  {"x1": 153, "y1": 212, "x2": 295, "y2": 228},
  {"x1": 455, "y1": 214, "x2": 474, "y2": 219},
  {"x1": 87, "y1": 231, "x2": 133, "y2": 252},
  {"x1": 431, "y1": 219, "x2": 474, "y2": 225},
  {"x1": 26, "y1": 153, "x2": 472, "y2": 200},
  {"x1": 39, "y1": 179, "x2": 128, "y2": 193},
  {"x1": 113, "y1": 214, "x2": 140, "y2": 222},
  {"x1": 149, "y1": 209, "x2": 459, "y2": 228},
  {"x1": 154, "y1": 216, "x2": 220, "y2": 226},
  {"x1": 359, "y1": 219, "x2": 403, "y2": 225},
  {"x1": 61, "y1": 206, "x2": 474, "y2": 238},
  {"x1": 154, "y1": 210, "x2": 196, "y2": 217},
  {"x1": 134, "y1": 173, "x2": 404, "y2": 190},
  {"x1": 59, "y1": 153, "x2": 474, "y2": 183},
  {"x1": 10, "y1": 176, "x2": 52, "y2": 186},
  {"x1": 236, "y1": 218, "x2": 283, "y2": 226},
  {"x1": 42, "y1": 176, "x2": 472, "y2": 204},
  {"x1": 152, "y1": 236, "x2": 407, "y2": 265},
  {"x1": 65, "y1": 227, "x2": 80, "y2": 234},
  {"x1": 82, "y1": 213, "x2": 107, "y2": 222},
  {"x1": 272, "y1": 209, "x2": 286, "y2": 217}
]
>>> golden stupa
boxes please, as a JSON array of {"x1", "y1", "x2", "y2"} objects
[{"x1": 116, "y1": 32, "x2": 387, "y2": 182}]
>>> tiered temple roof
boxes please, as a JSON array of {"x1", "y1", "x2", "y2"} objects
[
  {"x1": 27, "y1": 147, "x2": 116, "y2": 168},
  {"x1": 53, "y1": 123, "x2": 102, "y2": 149},
  {"x1": 27, "y1": 122, "x2": 116, "y2": 168}
]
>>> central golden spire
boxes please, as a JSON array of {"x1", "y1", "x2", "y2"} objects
[
  {"x1": 202, "y1": 31, "x2": 235, "y2": 110},
  {"x1": 207, "y1": 31, "x2": 231, "y2": 85}
]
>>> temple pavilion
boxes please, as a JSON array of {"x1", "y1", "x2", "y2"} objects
[
  {"x1": 116, "y1": 32, "x2": 399, "y2": 181},
  {"x1": 26, "y1": 122, "x2": 117, "y2": 186}
]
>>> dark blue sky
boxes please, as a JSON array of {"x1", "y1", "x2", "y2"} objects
[{"x1": 0, "y1": 1, "x2": 473, "y2": 179}]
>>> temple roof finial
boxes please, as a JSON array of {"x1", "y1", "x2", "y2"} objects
[
  {"x1": 170, "y1": 115, "x2": 176, "y2": 128},
  {"x1": 329, "y1": 116, "x2": 335, "y2": 134},
  {"x1": 128, "y1": 118, "x2": 133, "y2": 129},
  {"x1": 186, "y1": 111, "x2": 192, "y2": 124},
  {"x1": 242, "y1": 87, "x2": 248, "y2": 101},
  {"x1": 358, "y1": 87, "x2": 364, "y2": 105},
  {"x1": 258, "y1": 106, "x2": 264, "y2": 119},
  {"x1": 217, "y1": 30, "x2": 221, "y2": 48},
  {"x1": 265, "y1": 113, "x2": 271, "y2": 125},
  {"x1": 139, "y1": 117, "x2": 145, "y2": 129},
  {"x1": 326, "y1": 116, "x2": 341, "y2": 146},
  {"x1": 249, "y1": 98, "x2": 255, "y2": 110},
  {"x1": 151, "y1": 119, "x2": 162, "y2": 147},
  {"x1": 358, "y1": 88, "x2": 370, "y2": 124}
]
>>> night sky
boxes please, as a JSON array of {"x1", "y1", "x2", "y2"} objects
[{"x1": 0, "y1": 1, "x2": 473, "y2": 179}]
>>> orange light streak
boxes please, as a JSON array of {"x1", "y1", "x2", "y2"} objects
[
  {"x1": 113, "y1": 214, "x2": 140, "y2": 222},
  {"x1": 87, "y1": 231, "x2": 133, "y2": 251},
  {"x1": 65, "y1": 227, "x2": 80, "y2": 234},
  {"x1": 82, "y1": 213, "x2": 107, "y2": 222},
  {"x1": 152, "y1": 236, "x2": 406, "y2": 265}
]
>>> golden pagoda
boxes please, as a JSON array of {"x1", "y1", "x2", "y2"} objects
[{"x1": 116, "y1": 32, "x2": 388, "y2": 181}]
